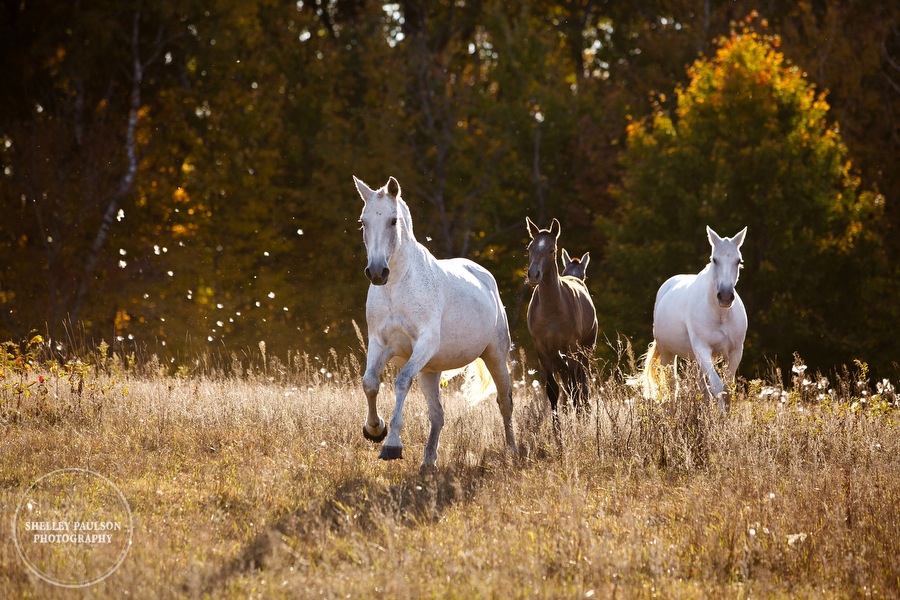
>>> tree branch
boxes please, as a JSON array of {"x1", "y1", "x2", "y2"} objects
[{"x1": 70, "y1": 11, "x2": 146, "y2": 325}]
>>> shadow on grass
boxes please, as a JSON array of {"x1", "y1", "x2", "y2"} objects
[{"x1": 202, "y1": 449, "x2": 526, "y2": 594}]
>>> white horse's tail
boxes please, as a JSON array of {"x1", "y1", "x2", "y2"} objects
[
  {"x1": 627, "y1": 341, "x2": 661, "y2": 399},
  {"x1": 441, "y1": 358, "x2": 496, "y2": 407}
]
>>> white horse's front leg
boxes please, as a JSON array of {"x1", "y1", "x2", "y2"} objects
[
  {"x1": 695, "y1": 346, "x2": 726, "y2": 411},
  {"x1": 362, "y1": 338, "x2": 392, "y2": 443},
  {"x1": 419, "y1": 371, "x2": 443, "y2": 468},
  {"x1": 380, "y1": 332, "x2": 439, "y2": 461},
  {"x1": 721, "y1": 346, "x2": 744, "y2": 412}
]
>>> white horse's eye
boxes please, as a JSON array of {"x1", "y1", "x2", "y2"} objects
[
  {"x1": 712, "y1": 258, "x2": 718, "y2": 265},
  {"x1": 390, "y1": 218, "x2": 397, "y2": 227}
]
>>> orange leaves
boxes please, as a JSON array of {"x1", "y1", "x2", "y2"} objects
[{"x1": 172, "y1": 187, "x2": 190, "y2": 203}]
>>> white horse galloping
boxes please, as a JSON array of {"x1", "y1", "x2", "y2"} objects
[
  {"x1": 354, "y1": 175, "x2": 517, "y2": 467},
  {"x1": 638, "y1": 226, "x2": 748, "y2": 411}
]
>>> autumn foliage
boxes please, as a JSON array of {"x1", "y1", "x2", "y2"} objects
[{"x1": 1, "y1": 2, "x2": 898, "y2": 375}]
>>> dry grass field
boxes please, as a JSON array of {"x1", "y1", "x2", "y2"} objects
[{"x1": 1, "y1": 338, "x2": 898, "y2": 598}]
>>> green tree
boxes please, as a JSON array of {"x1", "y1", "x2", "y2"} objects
[{"x1": 600, "y1": 27, "x2": 888, "y2": 374}]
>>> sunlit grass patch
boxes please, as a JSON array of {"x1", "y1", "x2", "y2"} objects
[{"x1": 0, "y1": 341, "x2": 898, "y2": 598}]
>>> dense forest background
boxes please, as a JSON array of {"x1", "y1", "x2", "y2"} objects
[{"x1": 1, "y1": 0, "x2": 898, "y2": 377}]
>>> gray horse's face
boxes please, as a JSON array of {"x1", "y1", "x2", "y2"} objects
[
  {"x1": 526, "y1": 217, "x2": 561, "y2": 286},
  {"x1": 707, "y1": 226, "x2": 747, "y2": 308},
  {"x1": 560, "y1": 248, "x2": 590, "y2": 281},
  {"x1": 355, "y1": 176, "x2": 402, "y2": 286}
]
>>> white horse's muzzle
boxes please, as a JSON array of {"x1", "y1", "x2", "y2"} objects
[
  {"x1": 365, "y1": 264, "x2": 390, "y2": 286},
  {"x1": 717, "y1": 288, "x2": 735, "y2": 308}
]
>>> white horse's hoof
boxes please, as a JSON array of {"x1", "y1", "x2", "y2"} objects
[
  {"x1": 378, "y1": 445, "x2": 403, "y2": 460},
  {"x1": 363, "y1": 419, "x2": 387, "y2": 443}
]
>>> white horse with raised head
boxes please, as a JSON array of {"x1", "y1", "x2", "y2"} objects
[
  {"x1": 353, "y1": 175, "x2": 517, "y2": 467},
  {"x1": 637, "y1": 226, "x2": 748, "y2": 411}
]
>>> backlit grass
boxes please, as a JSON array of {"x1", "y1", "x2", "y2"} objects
[{"x1": 1, "y1": 341, "x2": 898, "y2": 598}]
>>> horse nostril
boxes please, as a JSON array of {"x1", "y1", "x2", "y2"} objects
[{"x1": 366, "y1": 266, "x2": 390, "y2": 285}]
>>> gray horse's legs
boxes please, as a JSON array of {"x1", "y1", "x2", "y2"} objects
[
  {"x1": 362, "y1": 339, "x2": 392, "y2": 442},
  {"x1": 419, "y1": 371, "x2": 444, "y2": 468},
  {"x1": 720, "y1": 347, "x2": 744, "y2": 412},
  {"x1": 566, "y1": 352, "x2": 591, "y2": 417},
  {"x1": 381, "y1": 333, "x2": 439, "y2": 460},
  {"x1": 537, "y1": 354, "x2": 562, "y2": 431},
  {"x1": 481, "y1": 344, "x2": 517, "y2": 454},
  {"x1": 695, "y1": 346, "x2": 727, "y2": 411}
]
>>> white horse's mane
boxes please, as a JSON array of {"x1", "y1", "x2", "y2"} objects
[{"x1": 395, "y1": 196, "x2": 415, "y2": 240}]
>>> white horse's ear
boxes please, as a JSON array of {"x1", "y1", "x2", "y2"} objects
[
  {"x1": 526, "y1": 217, "x2": 540, "y2": 239},
  {"x1": 706, "y1": 225, "x2": 723, "y2": 247},
  {"x1": 550, "y1": 218, "x2": 561, "y2": 240},
  {"x1": 732, "y1": 227, "x2": 748, "y2": 248},
  {"x1": 353, "y1": 176, "x2": 374, "y2": 203},
  {"x1": 561, "y1": 248, "x2": 571, "y2": 268},
  {"x1": 581, "y1": 252, "x2": 590, "y2": 269},
  {"x1": 386, "y1": 176, "x2": 400, "y2": 199}
]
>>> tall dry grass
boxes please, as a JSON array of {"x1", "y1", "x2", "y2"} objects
[{"x1": 0, "y1": 340, "x2": 898, "y2": 598}]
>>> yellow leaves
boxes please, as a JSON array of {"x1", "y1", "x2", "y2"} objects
[
  {"x1": 195, "y1": 286, "x2": 215, "y2": 306},
  {"x1": 114, "y1": 310, "x2": 131, "y2": 332},
  {"x1": 173, "y1": 187, "x2": 190, "y2": 203}
]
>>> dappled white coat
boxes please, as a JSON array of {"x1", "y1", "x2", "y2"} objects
[
  {"x1": 354, "y1": 175, "x2": 516, "y2": 467},
  {"x1": 641, "y1": 226, "x2": 748, "y2": 410}
]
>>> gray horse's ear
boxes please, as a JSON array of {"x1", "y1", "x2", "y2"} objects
[
  {"x1": 386, "y1": 176, "x2": 400, "y2": 199},
  {"x1": 732, "y1": 227, "x2": 748, "y2": 248},
  {"x1": 550, "y1": 218, "x2": 561, "y2": 239},
  {"x1": 526, "y1": 217, "x2": 539, "y2": 239},
  {"x1": 706, "y1": 225, "x2": 723, "y2": 247},
  {"x1": 560, "y1": 248, "x2": 571, "y2": 268},
  {"x1": 353, "y1": 176, "x2": 374, "y2": 203},
  {"x1": 581, "y1": 252, "x2": 590, "y2": 269}
]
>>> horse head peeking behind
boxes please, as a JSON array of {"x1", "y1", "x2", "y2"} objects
[
  {"x1": 358, "y1": 176, "x2": 410, "y2": 285},
  {"x1": 561, "y1": 248, "x2": 590, "y2": 280}
]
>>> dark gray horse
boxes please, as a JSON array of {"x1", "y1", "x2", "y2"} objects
[{"x1": 525, "y1": 218, "x2": 598, "y2": 429}]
